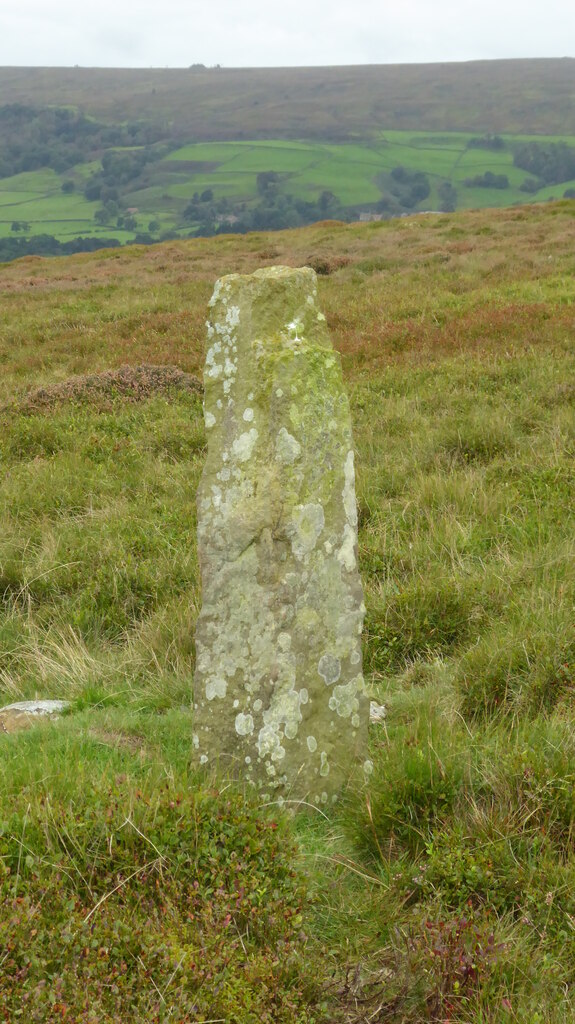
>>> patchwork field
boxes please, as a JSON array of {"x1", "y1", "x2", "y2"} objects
[
  {"x1": 2, "y1": 131, "x2": 575, "y2": 248},
  {"x1": 1, "y1": 201, "x2": 574, "y2": 1021}
]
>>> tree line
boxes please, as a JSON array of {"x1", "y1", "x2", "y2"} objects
[
  {"x1": 0, "y1": 233, "x2": 122, "y2": 263},
  {"x1": 0, "y1": 104, "x2": 167, "y2": 180},
  {"x1": 513, "y1": 141, "x2": 575, "y2": 189}
]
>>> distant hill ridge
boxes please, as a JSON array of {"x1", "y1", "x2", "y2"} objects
[{"x1": 1, "y1": 59, "x2": 574, "y2": 139}]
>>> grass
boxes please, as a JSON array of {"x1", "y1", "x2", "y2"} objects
[{"x1": 1, "y1": 201, "x2": 575, "y2": 1020}]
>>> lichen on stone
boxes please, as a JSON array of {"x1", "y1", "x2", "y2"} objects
[{"x1": 193, "y1": 265, "x2": 369, "y2": 802}]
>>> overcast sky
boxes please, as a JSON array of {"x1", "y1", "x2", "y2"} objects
[{"x1": 1, "y1": 0, "x2": 574, "y2": 68}]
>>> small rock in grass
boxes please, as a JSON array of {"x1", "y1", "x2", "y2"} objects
[{"x1": 0, "y1": 699, "x2": 69, "y2": 734}]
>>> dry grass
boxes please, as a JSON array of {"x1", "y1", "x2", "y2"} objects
[{"x1": 4, "y1": 364, "x2": 202, "y2": 415}]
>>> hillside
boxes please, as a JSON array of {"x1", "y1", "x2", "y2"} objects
[
  {"x1": 1, "y1": 202, "x2": 575, "y2": 1021},
  {"x1": 2, "y1": 59, "x2": 575, "y2": 138},
  {"x1": 2, "y1": 59, "x2": 575, "y2": 257}
]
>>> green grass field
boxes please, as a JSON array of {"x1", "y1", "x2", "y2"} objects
[
  {"x1": 4, "y1": 131, "x2": 575, "y2": 246},
  {"x1": 1, "y1": 201, "x2": 575, "y2": 1021}
]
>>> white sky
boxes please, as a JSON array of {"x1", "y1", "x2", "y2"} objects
[{"x1": 0, "y1": 0, "x2": 573, "y2": 67}]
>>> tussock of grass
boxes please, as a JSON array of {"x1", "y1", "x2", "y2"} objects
[{"x1": 4, "y1": 363, "x2": 202, "y2": 416}]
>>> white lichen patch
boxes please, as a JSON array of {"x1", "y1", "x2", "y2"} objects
[
  {"x1": 205, "y1": 676, "x2": 227, "y2": 701},
  {"x1": 205, "y1": 411, "x2": 216, "y2": 429},
  {"x1": 258, "y1": 724, "x2": 286, "y2": 762},
  {"x1": 320, "y1": 752, "x2": 330, "y2": 777},
  {"x1": 207, "y1": 362, "x2": 223, "y2": 380},
  {"x1": 328, "y1": 677, "x2": 363, "y2": 718},
  {"x1": 336, "y1": 523, "x2": 357, "y2": 572},
  {"x1": 235, "y1": 712, "x2": 255, "y2": 736},
  {"x1": 231, "y1": 427, "x2": 258, "y2": 462},
  {"x1": 226, "y1": 304, "x2": 240, "y2": 328},
  {"x1": 343, "y1": 451, "x2": 358, "y2": 527},
  {"x1": 257, "y1": 682, "x2": 307, "y2": 760},
  {"x1": 275, "y1": 427, "x2": 301, "y2": 465},
  {"x1": 307, "y1": 735, "x2": 317, "y2": 752},
  {"x1": 243, "y1": 408, "x2": 255, "y2": 422},
  {"x1": 286, "y1": 318, "x2": 303, "y2": 344},
  {"x1": 318, "y1": 654, "x2": 341, "y2": 686},
  {"x1": 207, "y1": 278, "x2": 223, "y2": 306}
]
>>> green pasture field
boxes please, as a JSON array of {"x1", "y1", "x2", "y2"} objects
[
  {"x1": 3, "y1": 131, "x2": 575, "y2": 246},
  {"x1": 157, "y1": 132, "x2": 575, "y2": 213},
  {"x1": 0, "y1": 190, "x2": 40, "y2": 207},
  {"x1": 0, "y1": 168, "x2": 64, "y2": 192},
  {"x1": 537, "y1": 177, "x2": 575, "y2": 200}
]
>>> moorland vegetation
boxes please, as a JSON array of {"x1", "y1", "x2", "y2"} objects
[{"x1": 0, "y1": 199, "x2": 574, "y2": 1021}]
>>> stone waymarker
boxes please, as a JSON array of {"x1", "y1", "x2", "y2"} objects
[{"x1": 193, "y1": 266, "x2": 370, "y2": 805}]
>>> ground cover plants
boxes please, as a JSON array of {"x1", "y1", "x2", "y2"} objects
[{"x1": 1, "y1": 200, "x2": 575, "y2": 1020}]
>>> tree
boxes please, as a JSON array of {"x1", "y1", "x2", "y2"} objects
[
  {"x1": 464, "y1": 172, "x2": 509, "y2": 189},
  {"x1": 467, "y1": 134, "x2": 505, "y2": 151},
  {"x1": 438, "y1": 182, "x2": 457, "y2": 212},
  {"x1": 389, "y1": 167, "x2": 430, "y2": 209},
  {"x1": 513, "y1": 141, "x2": 575, "y2": 186},
  {"x1": 84, "y1": 180, "x2": 102, "y2": 201},
  {"x1": 256, "y1": 171, "x2": 279, "y2": 196},
  {"x1": 61, "y1": 180, "x2": 75, "y2": 193},
  {"x1": 318, "y1": 190, "x2": 338, "y2": 214},
  {"x1": 519, "y1": 178, "x2": 541, "y2": 194}
]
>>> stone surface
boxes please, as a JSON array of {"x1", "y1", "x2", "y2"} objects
[
  {"x1": 0, "y1": 699, "x2": 69, "y2": 734},
  {"x1": 369, "y1": 701, "x2": 387, "y2": 722},
  {"x1": 192, "y1": 266, "x2": 370, "y2": 804}
]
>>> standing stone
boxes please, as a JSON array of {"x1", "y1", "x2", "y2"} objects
[{"x1": 193, "y1": 266, "x2": 370, "y2": 805}]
